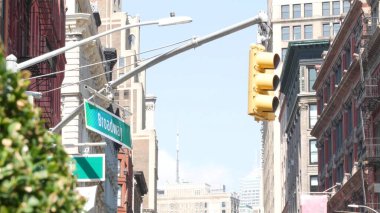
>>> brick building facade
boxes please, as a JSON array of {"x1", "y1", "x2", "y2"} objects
[
  {"x1": 2, "y1": 0, "x2": 66, "y2": 128},
  {"x1": 310, "y1": 0, "x2": 380, "y2": 211}
]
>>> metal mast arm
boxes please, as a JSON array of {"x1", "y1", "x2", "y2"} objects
[{"x1": 51, "y1": 13, "x2": 267, "y2": 133}]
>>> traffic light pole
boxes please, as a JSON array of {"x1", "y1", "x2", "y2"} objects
[{"x1": 50, "y1": 12, "x2": 268, "y2": 133}]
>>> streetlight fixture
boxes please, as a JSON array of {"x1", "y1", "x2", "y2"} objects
[
  {"x1": 11, "y1": 16, "x2": 192, "y2": 71},
  {"x1": 157, "y1": 16, "x2": 192, "y2": 26},
  {"x1": 323, "y1": 182, "x2": 341, "y2": 193},
  {"x1": 348, "y1": 204, "x2": 379, "y2": 213}
]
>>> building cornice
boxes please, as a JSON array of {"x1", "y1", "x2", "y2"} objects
[
  {"x1": 280, "y1": 40, "x2": 330, "y2": 94},
  {"x1": 313, "y1": 0, "x2": 363, "y2": 91},
  {"x1": 271, "y1": 15, "x2": 343, "y2": 25}
]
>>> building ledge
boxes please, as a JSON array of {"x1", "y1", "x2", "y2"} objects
[
  {"x1": 311, "y1": 61, "x2": 360, "y2": 138},
  {"x1": 66, "y1": 13, "x2": 92, "y2": 22}
]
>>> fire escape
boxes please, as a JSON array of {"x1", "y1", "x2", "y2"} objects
[
  {"x1": 28, "y1": 0, "x2": 55, "y2": 127},
  {"x1": 357, "y1": 16, "x2": 380, "y2": 162}
]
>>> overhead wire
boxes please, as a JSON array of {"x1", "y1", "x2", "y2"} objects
[
  {"x1": 40, "y1": 52, "x2": 163, "y2": 95},
  {"x1": 27, "y1": 38, "x2": 192, "y2": 80}
]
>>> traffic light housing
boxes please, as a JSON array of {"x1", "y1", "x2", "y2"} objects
[{"x1": 248, "y1": 44, "x2": 280, "y2": 121}]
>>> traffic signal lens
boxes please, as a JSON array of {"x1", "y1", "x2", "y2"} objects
[
  {"x1": 256, "y1": 52, "x2": 280, "y2": 69},
  {"x1": 255, "y1": 73, "x2": 279, "y2": 90}
]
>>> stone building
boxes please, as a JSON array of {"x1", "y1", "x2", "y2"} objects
[
  {"x1": 279, "y1": 40, "x2": 329, "y2": 213},
  {"x1": 63, "y1": 0, "x2": 119, "y2": 212}
]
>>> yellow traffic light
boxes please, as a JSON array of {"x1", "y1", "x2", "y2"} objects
[{"x1": 248, "y1": 44, "x2": 280, "y2": 121}]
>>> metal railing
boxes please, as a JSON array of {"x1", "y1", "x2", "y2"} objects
[
  {"x1": 358, "y1": 78, "x2": 380, "y2": 106},
  {"x1": 363, "y1": 17, "x2": 379, "y2": 37},
  {"x1": 364, "y1": 141, "x2": 380, "y2": 159}
]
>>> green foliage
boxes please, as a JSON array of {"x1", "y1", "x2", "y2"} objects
[{"x1": 0, "y1": 55, "x2": 85, "y2": 212}]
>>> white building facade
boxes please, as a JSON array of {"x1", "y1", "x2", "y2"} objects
[
  {"x1": 63, "y1": 0, "x2": 120, "y2": 212},
  {"x1": 157, "y1": 183, "x2": 239, "y2": 213}
]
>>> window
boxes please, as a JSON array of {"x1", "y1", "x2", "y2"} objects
[
  {"x1": 293, "y1": 26, "x2": 301, "y2": 40},
  {"x1": 322, "y1": 2, "x2": 330, "y2": 16},
  {"x1": 304, "y1": 25, "x2": 313, "y2": 39},
  {"x1": 310, "y1": 175, "x2": 318, "y2": 192},
  {"x1": 343, "y1": 0, "x2": 350, "y2": 13},
  {"x1": 281, "y1": 5, "x2": 290, "y2": 19},
  {"x1": 119, "y1": 57, "x2": 125, "y2": 68},
  {"x1": 282, "y1": 48, "x2": 288, "y2": 61},
  {"x1": 221, "y1": 202, "x2": 226, "y2": 207},
  {"x1": 310, "y1": 140, "x2": 318, "y2": 164},
  {"x1": 337, "y1": 120, "x2": 343, "y2": 152},
  {"x1": 117, "y1": 184, "x2": 122, "y2": 206},
  {"x1": 323, "y1": 23, "x2": 330, "y2": 37},
  {"x1": 348, "y1": 104, "x2": 353, "y2": 136},
  {"x1": 282, "y1": 26, "x2": 290, "y2": 40},
  {"x1": 293, "y1": 4, "x2": 301, "y2": 18},
  {"x1": 304, "y1": 3, "x2": 313, "y2": 17},
  {"x1": 118, "y1": 159, "x2": 121, "y2": 177},
  {"x1": 308, "y1": 67, "x2": 316, "y2": 91},
  {"x1": 309, "y1": 104, "x2": 317, "y2": 128},
  {"x1": 332, "y1": 1, "x2": 340, "y2": 15},
  {"x1": 333, "y1": 23, "x2": 341, "y2": 35}
]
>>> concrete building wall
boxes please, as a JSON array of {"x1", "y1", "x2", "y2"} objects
[{"x1": 270, "y1": 0, "x2": 347, "y2": 62}]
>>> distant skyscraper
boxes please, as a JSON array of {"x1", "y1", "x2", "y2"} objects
[{"x1": 239, "y1": 168, "x2": 262, "y2": 213}]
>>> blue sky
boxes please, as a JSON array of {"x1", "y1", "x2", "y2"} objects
[{"x1": 123, "y1": 0, "x2": 266, "y2": 192}]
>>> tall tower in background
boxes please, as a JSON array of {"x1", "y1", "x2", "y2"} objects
[
  {"x1": 96, "y1": 0, "x2": 158, "y2": 212},
  {"x1": 176, "y1": 128, "x2": 180, "y2": 183}
]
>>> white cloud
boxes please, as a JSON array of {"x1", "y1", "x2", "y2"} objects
[
  {"x1": 157, "y1": 149, "x2": 177, "y2": 187},
  {"x1": 157, "y1": 149, "x2": 236, "y2": 191}
]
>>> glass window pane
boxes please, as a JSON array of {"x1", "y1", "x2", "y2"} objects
[
  {"x1": 310, "y1": 140, "x2": 318, "y2": 164},
  {"x1": 304, "y1": 3, "x2": 313, "y2": 17},
  {"x1": 293, "y1": 26, "x2": 301, "y2": 40},
  {"x1": 282, "y1": 48, "x2": 287, "y2": 61},
  {"x1": 323, "y1": 23, "x2": 330, "y2": 37},
  {"x1": 293, "y1": 4, "x2": 301, "y2": 18},
  {"x1": 282, "y1": 26, "x2": 290, "y2": 40},
  {"x1": 310, "y1": 175, "x2": 319, "y2": 192},
  {"x1": 118, "y1": 185, "x2": 122, "y2": 206},
  {"x1": 333, "y1": 1, "x2": 340, "y2": 15},
  {"x1": 308, "y1": 67, "x2": 316, "y2": 91},
  {"x1": 333, "y1": 23, "x2": 341, "y2": 35},
  {"x1": 322, "y1": 2, "x2": 330, "y2": 16},
  {"x1": 119, "y1": 57, "x2": 125, "y2": 68},
  {"x1": 343, "y1": 0, "x2": 350, "y2": 13},
  {"x1": 282, "y1": 5, "x2": 289, "y2": 19},
  {"x1": 304, "y1": 25, "x2": 313, "y2": 39},
  {"x1": 309, "y1": 104, "x2": 317, "y2": 128}
]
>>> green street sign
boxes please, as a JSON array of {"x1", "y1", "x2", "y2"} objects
[
  {"x1": 72, "y1": 154, "x2": 105, "y2": 182},
  {"x1": 84, "y1": 100, "x2": 131, "y2": 148}
]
